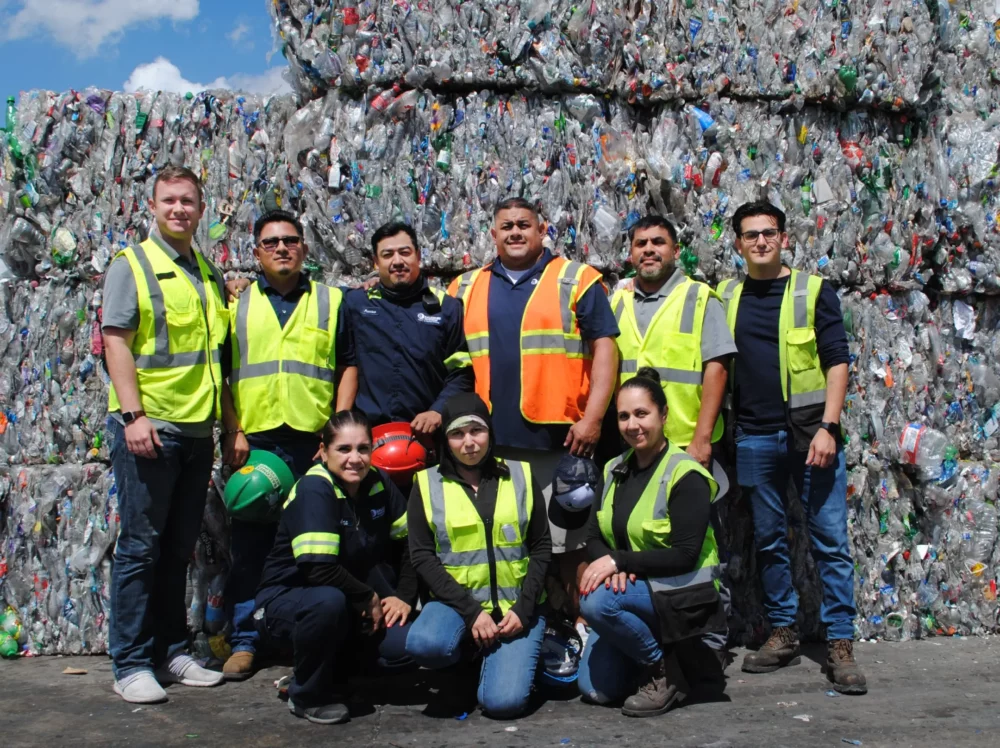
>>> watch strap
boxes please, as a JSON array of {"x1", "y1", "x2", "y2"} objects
[{"x1": 122, "y1": 410, "x2": 146, "y2": 423}]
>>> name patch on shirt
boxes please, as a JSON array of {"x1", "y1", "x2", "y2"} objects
[
  {"x1": 417, "y1": 312, "x2": 442, "y2": 325},
  {"x1": 370, "y1": 507, "x2": 386, "y2": 519},
  {"x1": 362, "y1": 308, "x2": 379, "y2": 316}
]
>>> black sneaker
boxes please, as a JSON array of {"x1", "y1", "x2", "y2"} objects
[{"x1": 288, "y1": 699, "x2": 350, "y2": 725}]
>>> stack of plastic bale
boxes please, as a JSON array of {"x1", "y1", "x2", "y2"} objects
[
  {"x1": 0, "y1": 89, "x2": 302, "y2": 655},
  {"x1": 271, "y1": 0, "x2": 1000, "y2": 644},
  {"x1": 5, "y1": 0, "x2": 1000, "y2": 652}
]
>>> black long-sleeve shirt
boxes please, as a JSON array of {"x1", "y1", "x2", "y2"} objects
[
  {"x1": 587, "y1": 450, "x2": 712, "y2": 577},
  {"x1": 407, "y1": 461, "x2": 551, "y2": 628}
]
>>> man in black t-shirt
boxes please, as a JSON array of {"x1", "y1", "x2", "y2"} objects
[{"x1": 718, "y1": 201, "x2": 866, "y2": 695}]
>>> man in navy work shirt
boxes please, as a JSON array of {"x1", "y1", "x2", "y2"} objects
[
  {"x1": 343, "y1": 222, "x2": 473, "y2": 435},
  {"x1": 718, "y1": 201, "x2": 867, "y2": 695},
  {"x1": 219, "y1": 210, "x2": 357, "y2": 681},
  {"x1": 447, "y1": 197, "x2": 619, "y2": 622}
]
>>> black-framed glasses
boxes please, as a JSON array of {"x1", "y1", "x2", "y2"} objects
[
  {"x1": 739, "y1": 228, "x2": 781, "y2": 242},
  {"x1": 259, "y1": 235, "x2": 302, "y2": 251}
]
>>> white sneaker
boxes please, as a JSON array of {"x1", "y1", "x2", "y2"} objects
[
  {"x1": 155, "y1": 654, "x2": 224, "y2": 688},
  {"x1": 114, "y1": 671, "x2": 168, "y2": 704}
]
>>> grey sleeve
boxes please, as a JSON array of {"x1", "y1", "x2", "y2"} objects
[
  {"x1": 101, "y1": 258, "x2": 140, "y2": 331},
  {"x1": 701, "y1": 298, "x2": 738, "y2": 363}
]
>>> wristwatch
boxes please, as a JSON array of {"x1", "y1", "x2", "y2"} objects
[
  {"x1": 820, "y1": 421, "x2": 841, "y2": 439},
  {"x1": 121, "y1": 410, "x2": 146, "y2": 424}
]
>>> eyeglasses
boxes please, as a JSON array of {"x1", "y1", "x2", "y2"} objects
[
  {"x1": 259, "y1": 235, "x2": 302, "y2": 251},
  {"x1": 739, "y1": 228, "x2": 781, "y2": 242}
]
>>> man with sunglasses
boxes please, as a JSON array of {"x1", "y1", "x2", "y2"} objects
[
  {"x1": 717, "y1": 201, "x2": 866, "y2": 695},
  {"x1": 219, "y1": 210, "x2": 357, "y2": 681}
]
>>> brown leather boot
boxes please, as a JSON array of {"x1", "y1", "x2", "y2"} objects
[
  {"x1": 222, "y1": 651, "x2": 255, "y2": 681},
  {"x1": 826, "y1": 639, "x2": 868, "y2": 695},
  {"x1": 741, "y1": 626, "x2": 801, "y2": 673},
  {"x1": 621, "y1": 658, "x2": 683, "y2": 718}
]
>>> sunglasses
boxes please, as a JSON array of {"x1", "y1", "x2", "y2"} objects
[{"x1": 259, "y1": 235, "x2": 302, "y2": 251}]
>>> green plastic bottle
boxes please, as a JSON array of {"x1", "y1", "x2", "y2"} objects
[{"x1": 5, "y1": 95, "x2": 23, "y2": 160}]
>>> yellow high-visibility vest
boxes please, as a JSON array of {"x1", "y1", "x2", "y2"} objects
[
  {"x1": 108, "y1": 238, "x2": 228, "y2": 422},
  {"x1": 230, "y1": 280, "x2": 342, "y2": 434},
  {"x1": 611, "y1": 276, "x2": 724, "y2": 446}
]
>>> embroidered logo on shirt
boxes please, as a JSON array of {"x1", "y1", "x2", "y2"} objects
[
  {"x1": 531, "y1": 278, "x2": 539, "y2": 285},
  {"x1": 370, "y1": 507, "x2": 386, "y2": 519},
  {"x1": 362, "y1": 308, "x2": 379, "y2": 316},
  {"x1": 417, "y1": 312, "x2": 442, "y2": 325}
]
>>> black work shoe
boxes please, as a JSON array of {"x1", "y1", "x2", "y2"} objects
[
  {"x1": 741, "y1": 625, "x2": 801, "y2": 673},
  {"x1": 621, "y1": 658, "x2": 683, "y2": 718},
  {"x1": 826, "y1": 639, "x2": 868, "y2": 695},
  {"x1": 288, "y1": 699, "x2": 350, "y2": 725}
]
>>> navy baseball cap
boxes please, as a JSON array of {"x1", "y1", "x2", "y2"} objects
[{"x1": 548, "y1": 454, "x2": 600, "y2": 531}]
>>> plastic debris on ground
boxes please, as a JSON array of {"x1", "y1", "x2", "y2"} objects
[{"x1": 4, "y1": 1, "x2": 1000, "y2": 653}]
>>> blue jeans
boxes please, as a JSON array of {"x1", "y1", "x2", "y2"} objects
[
  {"x1": 735, "y1": 429, "x2": 856, "y2": 640},
  {"x1": 227, "y1": 432, "x2": 319, "y2": 654},
  {"x1": 405, "y1": 601, "x2": 545, "y2": 719},
  {"x1": 578, "y1": 581, "x2": 661, "y2": 704},
  {"x1": 256, "y1": 585, "x2": 412, "y2": 707},
  {"x1": 107, "y1": 417, "x2": 215, "y2": 679}
]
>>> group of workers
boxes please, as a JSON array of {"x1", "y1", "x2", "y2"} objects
[{"x1": 101, "y1": 164, "x2": 868, "y2": 724}]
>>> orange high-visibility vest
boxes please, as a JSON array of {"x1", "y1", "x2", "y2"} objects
[{"x1": 447, "y1": 256, "x2": 605, "y2": 424}]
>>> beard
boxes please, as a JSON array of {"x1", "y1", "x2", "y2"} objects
[{"x1": 637, "y1": 260, "x2": 673, "y2": 283}]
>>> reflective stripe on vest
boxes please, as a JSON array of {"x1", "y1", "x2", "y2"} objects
[
  {"x1": 418, "y1": 461, "x2": 533, "y2": 614},
  {"x1": 597, "y1": 446, "x2": 720, "y2": 592},
  {"x1": 107, "y1": 239, "x2": 226, "y2": 422},
  {"x1": 612, "y1": 277, "x2": 722, "y2": 445},
  {"x1": 448, "y1": 257, "x2": 603, "y2": 423},
  {"x1": 782, "y1": 270, "x2": 826, "y2": 409},
  {"x1": 230, "y1": 281, "x2": 340, "y2": 434},
  {"x1": 284, "y1": 463, "x2": 334, "y2": 509},
  {"x1": 718, "y1": 270, "x2": 826, "y2": 413}
]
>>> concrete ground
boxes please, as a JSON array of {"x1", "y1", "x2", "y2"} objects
[{"x1": 1, "y1": 638, "x2": 997, "y2": 748}]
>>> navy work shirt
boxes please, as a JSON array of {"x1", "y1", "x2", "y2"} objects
[
  {"x1": 344, "y1": 277, "x2": 474, "y2": 426},
  {"x1": 486, "y1": 249, "x2": 619, "y2": 450},
  {"x1": 256, "y1": 466, "x2": 409, "y2": 599},
  {"x1": 732, "y1": 275, "x2": 849, "y2": 434}
]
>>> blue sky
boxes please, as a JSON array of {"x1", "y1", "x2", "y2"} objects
[{"x1": 2, "y1": 0, "x2": 290, "y2": 127}]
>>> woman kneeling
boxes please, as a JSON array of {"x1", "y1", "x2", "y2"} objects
[
  {"x1": 254, "y1": 411, "x2": 416, "y2": 725},
  {"x1": 578, "y1": 368, "x2": 726, "y2": 717},
  {"x1": 405, "y1": 393, "x2": 551, "y2": 719}
]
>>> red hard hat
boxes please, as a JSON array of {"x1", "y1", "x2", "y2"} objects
[{"x1": 371, "y1": 422, "x2": 428, "y2": 485}]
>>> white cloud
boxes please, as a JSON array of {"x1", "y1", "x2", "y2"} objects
[
  {"x1": 122, "y1": 57, "x2": 292, "y2": 96},
  {"x1": 4, "y1": 0, "x2": 200, "y2": 58},
  {"x1": 227, "y1": 20, "x2": 251, "y2": 46}
]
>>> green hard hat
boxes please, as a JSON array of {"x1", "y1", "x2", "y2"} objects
[{"x1": 224, "y1": 450, "x2": 296, "y2": 523}]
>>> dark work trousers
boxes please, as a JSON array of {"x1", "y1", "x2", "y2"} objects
[{"x1": 255, "y1": 584, "x2": 412, "y2": 707}]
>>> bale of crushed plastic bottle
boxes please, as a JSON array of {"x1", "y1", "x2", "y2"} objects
[{"x1": 269, "y1": 0, "x2": 936, "y2": 109}]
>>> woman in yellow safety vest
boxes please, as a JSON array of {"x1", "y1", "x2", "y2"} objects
[
  {"x1": 577, "y1": 368, "x2": 727, "y2": 718},
  {"x1": 405, "y1": 392, "x2": 552, "y2": 719}
]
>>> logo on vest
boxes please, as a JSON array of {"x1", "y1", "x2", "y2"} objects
[
  {"x1": 417, "y1": 312, "x2": 442, "y2": 325},
  {"x1": 362, "y1": 308, "x2": 379, "y2": 316},
  {"x1": 370, "y1": 507, "x2": 386, "y2": 519}
]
